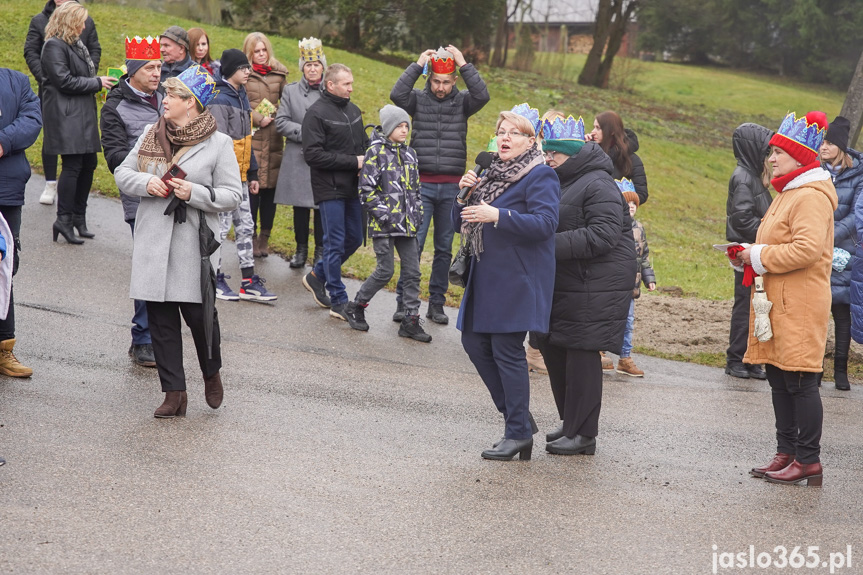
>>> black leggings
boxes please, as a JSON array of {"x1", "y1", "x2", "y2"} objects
[
  {"x1": 56, "y1": 153, "x2": 97, "y2": 217},
  {"x1": 250, "y1": 187, "x2": 277, "y2": 232},
  {"x1": 832, "y1": 303, "x2": 851, "y2": 361},
  {"x1": 42, "y1": 151, "x2": 58, "y2": 181},
  {"x1": 293, "y1": 206, "x2": 323, "y2": 247},
  {"x1": 766, "y1": 364, "x2": 822, "y2": 464}
]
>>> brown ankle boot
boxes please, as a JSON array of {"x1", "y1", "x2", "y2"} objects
[
  {"x1": 600, "y1": 351, "x2": 613, "y2": 371},
  {"x1": 0, "y1": 339, "x2": 33, "y2": 378},
  {"x1": 252, "y1": 232, "x2": 262, "y2": 257},
  {"x1": 260, "y1": 229, "x2": 270, "y2": 257},
  {"x1": 154, "y1": 391, "x2": 188, "y2": 418},
  {"x1": 526, "y1": 344, "x2": 547, "y2": 374},
  {"x1": 204, "y1": 372, "x2": 223, "y2": 409},
  {"x1": 616, "y1": 357, "x2": 644, "y2": 377}
]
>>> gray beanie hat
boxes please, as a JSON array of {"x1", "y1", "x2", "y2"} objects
[
  {"x1": 380, "y1": 104, "x2": 411, "y2": 137},
  {"x1": 162, "y1": 26, "x2": 189, "y2": 51}
]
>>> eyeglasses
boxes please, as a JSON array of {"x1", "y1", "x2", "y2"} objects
[
  {"x1": 543, "y1": 150, "x2": 556, "y2": 159},
  {"x1": 238, "y1": 65, "x2": 252, "y2": 71},
  {"x1": 495, "y1": 130, "x2": 530, "y2": 139}
]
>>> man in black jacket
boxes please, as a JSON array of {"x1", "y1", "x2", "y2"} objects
[
  {"x1": 390, "y1": 45, "x2": 489, "y2": 324},
  {"x1": 725, "y1": 123, "x2": 773, "y2": 380},
  {"x1": 100, "y1": 38, "x2": 163, "y2": 368},
  {"x1": 301, "y1": 64, "x2": 368, "y2": 320},
  {"x1": 24, "y1": 0, "x2": 101, "y2": 207},
  {"x1": 159, "y1": 26, "x2": 193, "y2": 85}
]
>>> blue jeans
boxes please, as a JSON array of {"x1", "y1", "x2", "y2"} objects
[
  {"x1": 313, "y1": 196, "x2": 363, "y2": 305},
  {"x1": 129, "y1": 220, "x2": 151, "y2": 345},
  {"x1": 620, "y1": 299, "x2": 635, "y2": 358},
  {"x1": 397, "y1": 182, "x2": 459, "y2": 306}
]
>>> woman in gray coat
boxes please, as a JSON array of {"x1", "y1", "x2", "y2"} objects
[
  {"x1": 40, "y1": 2, "x2": 117, "y2": 243},
  {"x1": 274, "y1": 37, "x2": 325, "y2": 268},
  {"x1": 115, "y1": 68, "x2": 242, "y2": 418}
]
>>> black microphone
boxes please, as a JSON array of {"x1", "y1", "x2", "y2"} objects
[{"x1": 457, "y1": 151, "x2": 494, "y2": 202}]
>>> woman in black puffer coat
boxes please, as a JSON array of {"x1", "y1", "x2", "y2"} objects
[
  {"x1": 537, "y1": 138, "x2": 636, "y2": 456},
  {"x1": 40, "y1": 2, "x2": 116, "y2": 244}
]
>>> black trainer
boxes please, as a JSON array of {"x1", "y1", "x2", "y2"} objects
[
  {"x1": 129, "y1": 343, "x2": 157, "y2": 367},
  {"x1": 725, "y1": 364, "x2": 750, "y2": 379},
  {"x1": 302, "y1": 271, "x2": 331, "y2": 308},
  {"x1": 399, "y1": 315, "x2": 432, "y2": 343},
  {"x1": 392, "y1": 302, "x2": 405, "y2": 323},
  {"x1": 329, "y1": 302, "x2": 349, "y2": 321},
  {"x1": 426, "y1": 303, "x2": 449, "y2": 325},
  {"x1": 345, "y1": 301, "x2": 370, "y2": 331}
]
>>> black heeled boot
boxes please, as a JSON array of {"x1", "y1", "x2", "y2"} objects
[
  {"x1": 482, "y1": 438, "x2": 533, "y2": 461},
  {"x1": 313, "y1": 245, "x2": 323, "y2": 265},
  {"x1": 546, "y1": 434, "x2": 596, "y2": 455},
  {"x1": 289, "y1": 244, "x2": 308, "y2": 268},
  {"x1": 494, "y1": 412, "x2": 539, "y2": 448},
  {"x1": 53, "y1": 215, "x2": 84, "y2": 244},
  {"x1": 72, "y1": 215, "x2": 95, "y2": 239}
]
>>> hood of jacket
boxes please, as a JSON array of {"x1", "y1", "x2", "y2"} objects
[
  {"x1": 624, "y1": 128, "x2": 640, "y2": 154},
  {"x1": 733, "y1": 123, "x2": 773, "y2": 176},
  {"x1": 554, "y1": 141, "x2": 614, "y2": 189},
  {"x1": 41, "y1": 0, "x2": 55, "y2": 17},
  {"x1": 828, "y1": 148, "x2": 863, "y2": 183}
]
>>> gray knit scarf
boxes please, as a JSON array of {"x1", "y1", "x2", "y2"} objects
[
  {"x1": 72, "y1": 40, "x2": 96, "y2": 78},
  {"x1": 461, "y1": 144, "x2": 545, "y2": 260}
]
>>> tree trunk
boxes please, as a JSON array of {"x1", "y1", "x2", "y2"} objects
[
  {"x1": 342, "y1": 9, "x2": 362, "y2": 50},
  {"x1": 595, "y1": 1, "x2": 638, "y2": 89},
  {"x1": 579, "y1": 0, "x2": 637, "y2": 88},
  {"x1": 491, "y1": 2, "x2": 508, "y2": 67},
  {"x1": 840, "y1": 50, "x2": 863, "y2": 149}
]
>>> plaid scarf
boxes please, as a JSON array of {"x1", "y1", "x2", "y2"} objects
[{"x1": 461, "y1": 144, "x2": 545, "y2": 260}]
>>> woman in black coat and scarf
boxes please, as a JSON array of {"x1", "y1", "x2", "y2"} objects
[
  {"x1": 538, "y1": 116, "x2": 636, "y2": 455},
  {"x1": 40, "y1": 2, "x2": 117, "y2": 244}
]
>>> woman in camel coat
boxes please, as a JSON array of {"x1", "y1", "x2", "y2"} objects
[
  {"x1": 244, "y1": 32, "x2": 288, "y2": 257},
  {"x1": 738, "y1": 111, "x2": 837, "y2": 488}
]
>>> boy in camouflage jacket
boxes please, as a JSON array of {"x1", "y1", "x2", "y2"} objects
[
  {"x1": 617, "y1": 180, "x2": 656, "y2": 376},
  {"x1": 343, "y1": 105, "x2": 431, "y2": 342}
]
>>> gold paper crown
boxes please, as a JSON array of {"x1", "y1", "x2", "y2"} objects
[
  {"x1": 125, "y1": 36, "x2": 161, "y2": 61},
  {"x1": 299, "y1": 37, "x2": 324, "y2": 63}
]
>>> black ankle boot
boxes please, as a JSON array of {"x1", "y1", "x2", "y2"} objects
[
  {"x1": 53, "y1": 214, "x2": 84, "y2": 244},
  {"x1": 482, "y1": 438, "x2": 533, "y2": 461},
  {"x1": 313, "y1": 245, "x2": 323, "y2": 265},
  {"x1": 289, "y1": 244, "x2": 308, "y2": 268},
  {"x1": 834, "y1": 356, "x2": 850, "y2": 390},
  {"x1": 72, "y1": 215, "x2": 95, "y2": 238}
]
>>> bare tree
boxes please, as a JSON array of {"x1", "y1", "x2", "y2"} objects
[
  {"x1": 578, "y1": 0, "x2": 638, "y2": 88},
  {"x1": 491, "y1": 0, "x2": 522, "y2": 68},
  {"x1": 841, "y1": 50, "x2": 863, "y2": 149}
]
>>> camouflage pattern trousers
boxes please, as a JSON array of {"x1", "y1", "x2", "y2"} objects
[{"x1": 218, "y1": 182, "x2": 254, "y2": 273}]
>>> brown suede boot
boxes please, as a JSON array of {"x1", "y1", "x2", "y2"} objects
[
  {"x1": 154, "y1": 391, "x2": 188, "y2": 418},
  {"x1": 526, "y1": 344, "x2": 547, "y2": 375},
  {"x1": 616, "y1": 357, "x2": 644, "y2": 377},
  {"x1": 252, "y1": 232, "x2": 262, "y2": 257},
  {"x1": 600, "y1": 351, "x2": 613, "y2": 371},
  {"x1": 204, "y1": 372, "x2": 224, "y2": 409},
  {"x1": 0, "y1": 339, "x2": 32, "y2": 378},
  {"x1": 259, "y1": 229, "x2": 270, "y2": 257}
]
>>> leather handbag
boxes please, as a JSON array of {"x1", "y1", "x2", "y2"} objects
[{"x1": 449, "y1": 244, "x2": 471, "y2": 288}]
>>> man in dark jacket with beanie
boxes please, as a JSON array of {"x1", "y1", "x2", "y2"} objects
[
  {"x1": 24, "y1": 0, "x2": 101, "y2": 206},
  {"x1": 390, "y1": 45, "x2": 489, "y2": 325},
  {"x1": 725, "y1": 123, "x2": 773, "y2": 380},
  {"x1": 0, "y1": 67, "x2": 43, "y2": 378},
  {"x1": 301, "y1": 63, "x2": 368, "y2": 319},
  {"x1": 100, "y1": 38, "x2": 163, "y2": 367}
]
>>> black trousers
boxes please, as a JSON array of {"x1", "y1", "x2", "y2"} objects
[
  {"x1": 42, "y1": 151, "x2": 58, "y2": 181},
  {"x1": 57, "y1": 153, "x2": 97, "y2": 217},
  {"x1": 145, "y1": 301, "x2": 222, "y2": 392},
  {"x1": 0, "y1": 206, "x2": 22, "y2": 341},
  {"x1": 293, "y1": 206, "x2": 323, "y2": 247},
  {"x1": 831, "y1": 303, "x2": 851, "y2": 362},
  {"x1": 727, "y1": 270, "x2": 750, "y2": 367},
  {"x1": 250, "y1": 187, "x2": 277, "y2": 232},
  {"x1": 766, "y1": 364, "x2": 822, "y2": 464},
  {"x1": 538, "y1": 342, "x2": 603, "y2": 439}
]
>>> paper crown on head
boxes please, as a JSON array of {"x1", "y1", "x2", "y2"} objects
[
  {"x1": 299, "y1": 37, "x2": 325, "y2": 64},
  {"x1": 615, "y1": 177, "x2": 636, "y2": 194},
  {"x1": 541, "y1": 115, "x2": 586, "y2": 142},
  {"x1": 176, "y1": 65, "x2": 218, "y2": 108},
  {"x1": 510, "y1": 103, "x2": 541, "y2": 136},
  {"x1": 126, "y1": 36, "x2": 161, "y2": 61},
  {"x1": 431, "y1": 47, "x2": 456, "y2": 75},
  {"x1": 770, "y1": 111, "x2": 828, "y2": 165}
]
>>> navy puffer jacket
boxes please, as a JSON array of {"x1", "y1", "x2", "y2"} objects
[
  {"x1": 0, "y1": 69, "x2": 43, "y2": 205},
  {"x1": 828, "y1": 149, "x2": 863, "y2": 304}
]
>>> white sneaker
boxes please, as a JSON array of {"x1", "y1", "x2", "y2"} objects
[{"x1": 39, "y1": 181, "x2": 57, "y2": 205}]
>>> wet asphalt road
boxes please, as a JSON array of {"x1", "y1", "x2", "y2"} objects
[{"x1": 1, "y1": 177, "x2": 862, "y2": 575}]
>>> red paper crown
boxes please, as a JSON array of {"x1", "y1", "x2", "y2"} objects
[
  {"x1": 431, "y1": 55, "x2": 456, "y2": 75},
  {"x1": 126, "y1": 36, "x2": 161, "y2": 61}
]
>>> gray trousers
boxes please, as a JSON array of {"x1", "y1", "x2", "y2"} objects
[
  {"x1": 218, "y1": 182, "x2": 254, "y2": 273},
  {"x1": 356, "y1": 236, "x2": 421, "y2": 315}
]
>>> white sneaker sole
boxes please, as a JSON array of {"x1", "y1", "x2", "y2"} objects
[
  {"x1": 216, "y1": 292, "x2": 239, "y2": 301},
  {"x1": 239, "y1": 293, "x2": 277, "y2": 302}
]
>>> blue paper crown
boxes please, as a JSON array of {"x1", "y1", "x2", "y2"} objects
[
  {"x1": 510, "y1": 103, "x2": 541, "y2": 136},
  {"x1": 540, "y1": 115, "x2": 585, "y2": 142},
  {"x1": 776, "y1": 112, "x2": 826, "y2": 154},
  {"x1": 615, "y1": 177, "x2": 636, "y2": 194},
  {"x1": 176, "y1": 65, "x2": 218, "y2": 108}
]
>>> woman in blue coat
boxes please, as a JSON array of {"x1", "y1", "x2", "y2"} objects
[
  {"x1": 454, "y1": 109, "x2": 560, "y2": 461},
  {"x1": 822, "y1": 116, "x2": 863, "y2": 390}
]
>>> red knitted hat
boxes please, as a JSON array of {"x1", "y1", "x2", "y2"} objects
[{"x1": 769, "y1": 111, "x2": 828, "y2": 165}]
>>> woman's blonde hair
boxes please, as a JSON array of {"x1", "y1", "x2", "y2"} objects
[
  {"x1": 162, "y1": 77, "x2": 204, "y2": 112},
  {"x1": 827, "y1": 147, "x2": 854, "y2": 171},
  {"x1": 496, "y1": 111, "x2": 537, "y2": 138},
  {"x1": 761, "y1": 155, "x2": 772, "y2": 189},
  {"x1": 45, "y1": 1, "x2": 88, "y2": 45},
  {"x1": 243, "y1": 32, "x2": 280, "y2": 69},
  {"x1": 187, "y1": 28, "x2": 212, "y2": 64}
]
